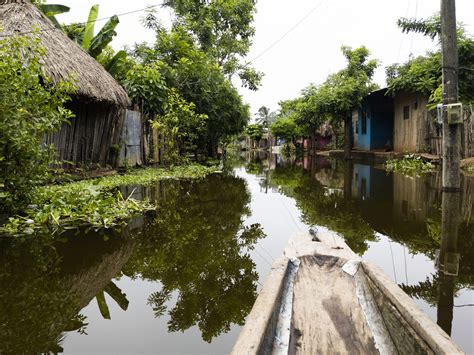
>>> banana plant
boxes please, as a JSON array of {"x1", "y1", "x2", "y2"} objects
[
  {"x1": 39, "y1": 3, "x2": 127, "y2": 76},
  {"x1": 36, "y1": 3, "x2": 70, "y2": 28},
  {"x1": 66, "y1": 4, "x2": 121, "y2": 60},
  {"x1": 95, "y1": 281, "x2": 130, "y2": 320}
]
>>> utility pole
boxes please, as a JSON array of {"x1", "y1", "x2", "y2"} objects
[{"x1": 440, "y1": 0, "x2": 461, "y2": 191}]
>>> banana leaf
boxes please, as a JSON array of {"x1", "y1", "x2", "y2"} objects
[
  {"x1": 95, "y1": 291, "x2": 111, "y2": 320},
  {"x1": 38, "y1": 4, "x2": 70, "y2": 29},
  {"x1": 89, "y1": 15, "x2": 120, "y2": 58},
  {"x1": 82, "y1": 4, "x2": 99, "y2": 51},
  {"x1": 105, "y1": 50, "x2": 127, "y2": 76}
]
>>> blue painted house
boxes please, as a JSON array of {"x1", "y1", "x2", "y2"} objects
[{"x1": 353, "y1": 88, "x2": 394, "y2": 151}]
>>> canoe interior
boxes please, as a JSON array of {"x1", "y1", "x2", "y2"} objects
[{"x1": 232, "y1": 232, "x2": 463, "y2": 355}]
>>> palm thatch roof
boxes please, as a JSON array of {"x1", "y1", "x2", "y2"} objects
[{"x1": 0, "y1": 0, "x2": 129, "y2": 107}]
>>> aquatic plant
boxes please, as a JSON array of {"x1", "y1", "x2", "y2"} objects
[
  {"x1": 0, "y1": 164, "x2": 217, "y2": 236},
  {"x1": 385, "y1": 154, "x2": 435, "y2": 176}
]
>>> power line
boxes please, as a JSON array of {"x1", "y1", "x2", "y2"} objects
[
  {"x1": 396, "y1": 0, "x2": 411, "y2": 62},
  {"x1": 0, "y1": 3, "x2": 162, "y2": 38},
  {"x1": 244, "y1": 0, "x2": 325, "y2": 66},
  {"x1": 409, "y1": 0, "x2": 419, "y2": 56}
]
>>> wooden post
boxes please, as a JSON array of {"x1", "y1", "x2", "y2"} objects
[{"x1": 441, "y1": 0, "x2": 461, "y2": 191}]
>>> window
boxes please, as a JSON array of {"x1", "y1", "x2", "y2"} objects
[
  {"x1": 356, "y1": 119, "x2": 359, "y2": 133},
  {"x1": 403, "y1": 105, "x2": 410, "y2": 120},
  {"x1": 361, "y1": 111, "x2": 367, "y2": 134}
]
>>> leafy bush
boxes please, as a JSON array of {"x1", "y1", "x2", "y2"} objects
[
  {"x1": 0, "y1": 34, "x2": 75, "y2": 212},
  {"x1": 385, "y1": 154, "x2": 435, "y2": 175},
  {"x1": 151, "y1": 89, "x2": 207, "y2": 166},
  {"x1": 0, "y1": 164, "x2": 217, "y2": 236}
]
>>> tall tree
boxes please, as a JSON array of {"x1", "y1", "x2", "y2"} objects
[
  {"x1": 163, "y1": 0, "x2": 263, "y2": 90},
  {"x1": 126, "y1": 26, "x2": 250, "y2": 156},
  {"x1": 256, "y1": 106, "x2": 274, "y2": 129}
]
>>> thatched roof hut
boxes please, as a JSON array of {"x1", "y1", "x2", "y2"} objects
[
  {"x1": 0, "y1": 0, "x2": 129, "y2": 106},
  {"x1": 0, "y1": 0, "x2": 131, "y2": 166}
]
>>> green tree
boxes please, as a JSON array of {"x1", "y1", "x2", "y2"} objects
[
  {"x1": 256, "y1": 106, "x2": 276, "y2": 129},
  {"x1": 0, "y1": 34, "x2": 74, "y2": 211},
  {"x1": 300, "y1": 46, "x2": 378, "y2": 159},
  {"x1": 60, "y1": 4, "x2": 128, "y2": 73},
  {"x1": 388, "y1": 15, "x2": 474, "y2": 107},
  {"x1": 128, "y1": 26, "x2": 250, "y2": 156},
  {"x1": 163, "y1": 0, "x2": 263, "y2": 90},
  {"x1": 123, "y1": 61, "x2": 169, "y2": 117},
  {"x1": 270, "y1": 117, "x2": 300, "y2": 144},
  {"x1": 246, "y1": 123, "x2": 264, "y2": 143}
]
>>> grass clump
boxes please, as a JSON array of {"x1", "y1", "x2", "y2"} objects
[
  {"x1": 1, "y1": 164, "x2": 217, "y2": 236},
  {"x1": 385, "y1": 154, "x2": 435, "y2": 176}
]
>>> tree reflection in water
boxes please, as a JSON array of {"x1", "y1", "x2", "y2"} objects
[
  {"x1": 243, "y1": 152, "x2": 473, "y2": 341},
  {"x1": 123, "y1": 174, "x2": 265, "y2": 342}
]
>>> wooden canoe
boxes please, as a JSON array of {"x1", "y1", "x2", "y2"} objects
[{"x1": 232, "y1": 231, "x2": 464, "y2": 355}]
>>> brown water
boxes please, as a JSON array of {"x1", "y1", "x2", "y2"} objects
[{"x1": 0, "y1": 152, "x2": 472, "y2": 354}]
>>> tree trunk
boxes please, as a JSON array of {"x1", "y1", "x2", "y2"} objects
[{"x1": 344, "y1": 116, "x2": 353, "y2": 160}]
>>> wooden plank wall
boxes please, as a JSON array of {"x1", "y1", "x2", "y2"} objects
[
  {"x1": 393, "y1": 92, "x2": 429, "y2": 153},
  {"x1": 461, "y1": 111, "x2": 473, "y2": 158},
  {"x1": 394, "y1": 92, "x2": 473, "y2": 158},
  {"x1": 46, "y1": 101, "x2": 125, "y2": 168},
  {"x1": 461, "y1": 175, "x2": 473, "y2": 223},
  {"x1": 392, "y1": 172, "x2": 441, "y2": 223}
]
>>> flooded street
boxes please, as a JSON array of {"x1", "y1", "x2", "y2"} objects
[{"x1": 0, "y1": 153, "x2": 473, "y2": 354}]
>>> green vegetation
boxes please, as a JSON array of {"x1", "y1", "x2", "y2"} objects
[
  {"x1": 151, "y1": 89, "x2": 208, "y2": 165},
  {"x1": 385, "y1": 154, "x2": 435, "y2": 175},
  {"x1": 1, "y1": 164, "x2": 217, "y2": 236},
  {"x1": 163, "y1": 0, "x2": 263, "y2": 90},
  {"x1": 270, "y1": 116, "x2": 300, "y2": 144},
  {"x1": 246, "y1": 123, "x2": 265, "y2": 143},
  {"x1": 36, "y1": 1, "x2": 256, "y2": 159},
  {"x1": 0, "y1": 34, "x2": 75, "y2": 213},
  {"x1": 122, "y1": 25, "x2": 251, "y2": 157},
  {"x1": 296, "y1": 46, "x2": 378, "y2": 159},
  {"x1": 387, "y1": 15, "x2": 474, "y2": 107},
  {"x1": 4, "y1": 1, "x2": 259, "y2": 216}
]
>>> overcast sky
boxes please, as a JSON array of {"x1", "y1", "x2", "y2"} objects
[{"x1": 53, "y1": 0, "x2": 474, "y2": 116}]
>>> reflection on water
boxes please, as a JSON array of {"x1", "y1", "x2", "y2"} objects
[
  {"x1": 0, "y1": 174, "x2": 264, "y2": 354},
  {"x1": 122, "y1": 175, "x2": 265, "y2": 342},
  {"x1": 0, "y1": 228, "x2": 134, "y2": 354},
  {"x1": 242, "y1": 151, "x2": 473, "y2": 352},
  {"x1": 0, "y1": 152, "x2": 472, "y2": 353}
]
